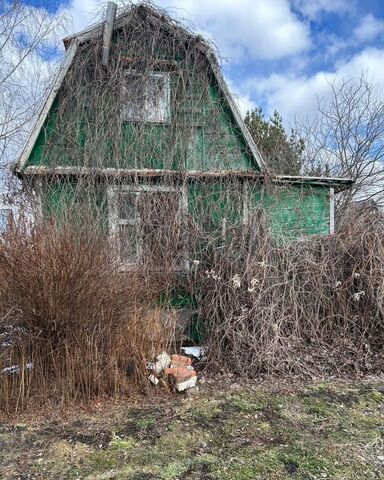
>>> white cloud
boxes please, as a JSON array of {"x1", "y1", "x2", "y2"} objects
[
  {"x1": 64, "y1": 0, "x2": 310, "y2": 62},
  {"x1": 354, "y1": 14, "x2": 384, "y2": 43},
  {"x1": 292, "y1": 0, "x2": 353, "y2": 20},
  {"x1": 240, "y1": 48, "x2": 384, "y2": 124},
  {"x1": 61, "y1": 0, "x2": 103, "y2": 34}
]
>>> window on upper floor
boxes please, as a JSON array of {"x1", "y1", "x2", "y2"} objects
[{"x1": 122, "y1": 71, "x2": 170, "y2": 123}]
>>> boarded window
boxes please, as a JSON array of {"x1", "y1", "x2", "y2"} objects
[{"x1": 122, "y1": 72, "x2": 170, "y2": 123}]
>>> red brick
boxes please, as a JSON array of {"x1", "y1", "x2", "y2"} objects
[
  {"x1": 171, "y1": 354, "x2": 192, "y2": 367},
  {"x1": 165, "y1": 366, "x2": 197, "y2": 382}
]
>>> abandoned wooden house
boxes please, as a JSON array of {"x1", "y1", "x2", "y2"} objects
[{"x1": 14, "y1": 2, "x2": 352, "y2": 272}]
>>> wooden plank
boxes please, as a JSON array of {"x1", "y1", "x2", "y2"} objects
[{"x1": 21, "y1": 165, "x2": 352, "y2": 191}]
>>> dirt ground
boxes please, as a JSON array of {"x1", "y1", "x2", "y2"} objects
[{"x1": 0, "y1": 377, "x2": 383, "y2": 480}]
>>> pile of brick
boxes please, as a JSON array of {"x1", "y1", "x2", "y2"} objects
[
  {"x1": 165, "y1": 354, "x2": 197, "y2": 391},
  {"x1": 148, "y1": 352, "x2": 198, "y2": 392}
]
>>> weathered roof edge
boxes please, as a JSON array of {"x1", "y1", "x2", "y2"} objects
[
  {"x1": 14, "y1": 4, "x2": 265, "y2": 173},
  {"x1": 19, "y1": 166, "x2": 353, "y2": 192},
  {"x1": 14, "y1": 39, "x2": 79, "y2": 173}
]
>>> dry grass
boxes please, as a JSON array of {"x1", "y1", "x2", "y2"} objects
[
  {"x1": 0, "y1": 378, "x2": 383, "y2": 479},
  {"x1": 1, "y1": 204, "x2": 384, "y2": 412},
  {"x1": 195, "y1": 208, "x2": 384, "y2": 376}
]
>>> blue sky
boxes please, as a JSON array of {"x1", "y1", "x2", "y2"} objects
[{"x1": 20, "y1": 0, "x2": 384, "y2": 124}]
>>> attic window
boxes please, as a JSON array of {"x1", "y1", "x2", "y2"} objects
[{"x1": 122, "y1": 71, "x2": 170, "y2": 123}]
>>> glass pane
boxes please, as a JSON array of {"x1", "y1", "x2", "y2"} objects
[
  {"x1": 117, "y1": 192, "x2": 136, "y2": 220},
  {"x1": 119, "y1": 224, "x2": 138, "y2": 262},
  {"x1": 122, "y1": 74, "x2": 145, "y2": 121},
  {"x1": 145, "y1": 75, "x2": 168, "y2": 122}
]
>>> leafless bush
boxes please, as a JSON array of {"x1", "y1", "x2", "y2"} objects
[
  {"x1": 197, "y1": 208, "x2": 384, "y2": 377},
  {"x1": 0, "y1": 216, "x2": 176, "y2": 412}
]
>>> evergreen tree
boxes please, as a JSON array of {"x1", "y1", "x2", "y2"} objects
[{"x1": 245, "y1": 108, "x2": 305, "y2": 175}]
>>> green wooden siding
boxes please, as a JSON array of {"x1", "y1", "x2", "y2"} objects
[
  {"x1": 41, "y1": 179, "x2": 331, "y2": 240},
  {"x1": 23, "y1": 23, "x2": 331, "y2": 239},
  {"x1": 25, "y1": 56, "x2": 253, "y2": 172},
  {"x1": 249, "y1": 184, "x2": 330, "y2": 239},
  {"x1": 265, "y1": 186, "x2": 330, "y2": 238}
]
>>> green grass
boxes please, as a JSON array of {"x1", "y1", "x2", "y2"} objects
[{"x1": 0, "y1": 379, "x2": 383, "y2": 479}]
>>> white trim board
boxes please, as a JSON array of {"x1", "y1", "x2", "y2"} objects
[{"x1": 329, "y1": 187, "x2": 335, "y2": 234}]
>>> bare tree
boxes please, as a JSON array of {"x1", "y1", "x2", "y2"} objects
[
  {"x1": 0, "y1": 1, "x2": 67, "y2": 180},
  {"x1": 299, "y1": 75, "x2": 384, "y2": 216}
]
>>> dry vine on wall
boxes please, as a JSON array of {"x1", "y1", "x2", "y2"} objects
[{"x1": 0, "y1": 3, "x2": 383, "y2": 412}]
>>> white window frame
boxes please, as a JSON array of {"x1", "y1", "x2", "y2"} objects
[
  {"x1": 107, "y1": 184, "x2": 188, "y2": 269},
  {"x1": 121, "y1": 71, "x2": 171, "y2": 124},
  {"x1": 329, "y1": 187, "x2": 335, "y2": 234}
]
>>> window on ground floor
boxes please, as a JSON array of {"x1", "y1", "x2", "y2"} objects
[{"x1": 108, "y1": 185, "x2": 186, "y2": 269}]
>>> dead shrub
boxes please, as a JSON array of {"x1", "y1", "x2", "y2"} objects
[
  {"x1": 0, "y1": 218, "x2": 175, "y2": 412},
  {"x1": 194, "y1": 209, "x2": 384, "y2": 376}
]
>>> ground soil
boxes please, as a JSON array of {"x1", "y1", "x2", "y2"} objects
[{"x1": 0, "y1": 377, "x2": 383, "y2": 479}]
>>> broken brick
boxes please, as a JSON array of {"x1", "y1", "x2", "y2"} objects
[
  {"x1": 165, "y1": 366, "x2": 197, "y2": 382},
  {"x1": 170, "y1": 354, "x2": 192, "y2": 367}
]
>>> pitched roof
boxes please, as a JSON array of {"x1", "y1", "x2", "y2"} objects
[
  {"x1": 15, "y1": 3, "x2": 265, "y2": 173},
  {"x1": 14, "y1": 3, "x2": 353, "y2": 192}
]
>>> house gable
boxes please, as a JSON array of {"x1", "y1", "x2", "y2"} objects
[{"x1": 16, "y1": 5, "x2": 264, "y2": 174}]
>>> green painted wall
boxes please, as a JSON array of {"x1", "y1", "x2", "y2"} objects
[
  {"x1": 24, "y1": 44, "x2": 254, "y2": 172},
  {"x1": 41, "y1": 179, "x2": 330, "y2": 241},
  {"x1": 249, "y1": 184, "x2": 330, "y2": 239}
]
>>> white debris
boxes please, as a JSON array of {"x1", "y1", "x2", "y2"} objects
[
  {"x1": 181, "y1": 346, "x2": 204, "y2": 359},
  {"x1": 2, "y1": 362, "x2": 33, "y2": 375},
  {"x1": 205, "y1": 269, "x2": 221, "y2": 280},
  {"x1": 176, "y1": 375, "x2": 197, "y2": 392},
  {"x1": 154, "y1": 352, "x2": 171, "y2": 374},
  {"x1": 353, "y1": 291, "x2": 365, "y2": 301},
  {"x1": 2, "y1": 365, "x2": 20, "y2": 375},
  {"x1": 148, "y1": 374, "x2": 159, "y2": 385},
  {"x1": 248, "y1": 277, "x2": 260, "y2": 292},
  {"x1": 232, "y1": 274, "x2": 241, "y2": 289}
]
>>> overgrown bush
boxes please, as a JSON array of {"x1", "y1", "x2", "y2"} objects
[
  {"x1": 0, "y1": 218, "x2": 176, "y2": 412},
  {"x1": 1, "y1": 207, "x2": 384, "y2": 413},
  {"x1": 197, "y1": 209, "x2": 384, "y2": 376}
]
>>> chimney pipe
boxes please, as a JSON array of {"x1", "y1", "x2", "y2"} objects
[{"x1": 101, "y1": 2, "x2": 117, "y2": 67}]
